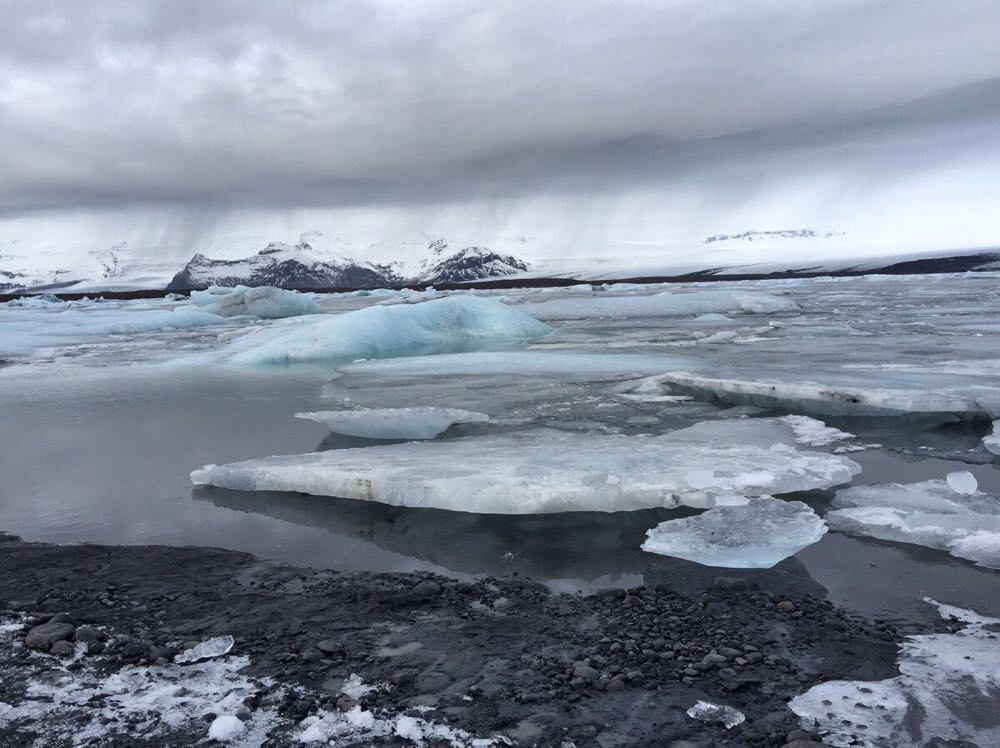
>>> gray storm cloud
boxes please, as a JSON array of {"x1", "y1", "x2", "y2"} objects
[{"x1": 2, "y1": 0, "x2": 999, "y2": 215}]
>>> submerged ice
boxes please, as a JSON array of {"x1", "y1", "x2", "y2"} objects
[
  {"x1": 295, "y1": 408, "x2": 489, "y2": 440},
  {"x1": 192, "y1": 420, "x2": 859, "y2": 514},
  {"x1": 790, "y1": 599, "x2": 1000, "y2": 747},
  {"x1": 826, "y1": 474, "x2": 1000, "y2": 568},
  {"x1": 642, "y1": 497, "x2": 827, "y2": 568}
]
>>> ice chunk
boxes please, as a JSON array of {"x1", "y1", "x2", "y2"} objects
[
  {"x1": 192, "y1": 423, "x2": 860, "y2": 514},
  {"x1": 190, "y1": 285, "x2": 323, "y2": 319},
  {"x1": 946, "y1": 470, "x2": 978, "y2": 495},
  {"x1": 790, "y1": 599, "x2": 1000, "y2": 747},
  {"x1": 225, "y1": 295, "x2": 550, "y2": 365},
  {"x1": 296, "y1": 408, "x2": 489, "y2": 440},
  {"x1": 207, "y1": 714, "x2": 245, "y2": 742},
  {"x1": 339, "y1": 673, "x2": 378, "y2": 699},
  {"x1": 686, "y1": 701, "x2": 745, "y2": 729},
  {"x1": 983, "y1": 421, "x2": 1000, "y2": 455},
  {"x1": 642, "y1": 497, "x2": 827, "y2": 568},
  {"x1": 644, "y1": 371, "x2": 997, "y2": 418},
  {"x1": 522, "y1": 289, "x2": 797, "y2": 320},
  {"x1": 174, "y1": 635, "x2": 235, "y2": 664},
  {"x1": 827, "y1": 478, "x2": 1000, "y2": 568},
  {"x1": 776, "y1": 415, "x2": 854, "y2": 446}
]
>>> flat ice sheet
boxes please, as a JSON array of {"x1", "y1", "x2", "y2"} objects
[
  {"x1": 295, "y1": 408, "x2": 489, "y2": 440},
  {"x1": 790, "y1": 599, "x2": 1000, "y2": 747},
  {"x1": 827, "y1": 476, "x2": 1000, "y2": 568},
  {"x1": 192, "y1": 421, "x2": 860, "y2": 514},
  {"x1": 519, "y1": 289, "x2": 798, "y2": 320},
  {"x1": 642, "y1": 497, "x2": 827, "y2": 568}
]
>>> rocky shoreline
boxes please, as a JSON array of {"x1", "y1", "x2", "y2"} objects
[{"x1": 0, "y1": 532, "x2": 907, "y2": 746}]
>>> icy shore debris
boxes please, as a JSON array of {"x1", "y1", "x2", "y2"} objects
[
  {"x1": 296, "y1": 408, "x2": 489, "y2": 440},
  {"x1": 686, "y1": 700, "x2": 746, "y2": 729},
  {"x1": 521, "y1": 289, "x2": 798, "y2": 320},
  {"x1": 790, "y1": 599, "x2": 1000, "y2": 747},
  {"x1": 224, "y1": 295, "x2": 551, "y2": 365},
  {"x1": 189, "y1": 285, "x2": 323, "y2": 319},
  {"x1": 174, "y1": 635, "x2": 235, "y2": 664},
  {"x1": 826, "y1": 473, "x2": 1000, "y2": 568},
  {"x1": 192, "y1": 419, "x2": 860, "y2": 514},
  {"x1": 642, "y1": 497, "x2": 827, "y2": 568}
]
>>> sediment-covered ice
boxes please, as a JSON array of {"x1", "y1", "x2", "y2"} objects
[
  {"x1": 521, "y1": 289, "x2": 798, "y2": 320},
  {"x1": 225, "y1": 295, "x2": 550, "y2": 365},
  {"x1": 189, "y1": 285, "x2": 324, "y2": 319},
  {"x1": 643, "y1": 372, "x2": 999, "y2": 419},
  {"x1": 295, "y1": 408, "x2": 489, "y2": 440},
  {"x1": 642, "y1": 497, "x2": 827, "y2": 568},
  {"x1": 192, "y1": 422, "x2": 860, "y2": 514},
  {"x1": 826, "y1": 476, "x2": 1000, "y2": 568},
  {"x1": 983, "y1": 420, "x2": 1000, "y2": 455},
  {"x1": 790, "y1": 599, "x2": 1000, "y2": 747}
]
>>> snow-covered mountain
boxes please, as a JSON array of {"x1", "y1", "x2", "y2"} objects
[
  {"x1": 166, "y1": 241, "x2": 398, "y2": 290},
  {"x1": 165, "y1": 240, "x2": 531, "y2": 290}
]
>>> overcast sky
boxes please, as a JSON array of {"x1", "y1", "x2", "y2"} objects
[{"x1": 2, "y1": 0, "x2": 999, "y2": 265}]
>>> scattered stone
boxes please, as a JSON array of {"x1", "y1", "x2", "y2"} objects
[
  {"x1": 73, "y1": 625, "x2": 105, "y2": 643},
  {"x1": 776, "y1": 601, "x2": 797, "y2": 612},
  {"x1": 49, "y1": 640, "x2": 76, "y2": 657},
  {"x1": 412, "y1": 581, "x2": 442, "y2": 598},
  {"x1": 24, "y1": 622, "x2": 76, "y2": 651}
]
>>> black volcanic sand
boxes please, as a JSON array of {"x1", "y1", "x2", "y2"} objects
[{"x1": 0, "y1": 532, "x2": 909, "y2": 747}]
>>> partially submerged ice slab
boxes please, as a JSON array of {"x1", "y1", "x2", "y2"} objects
[
  {"x1": 520, "y1": 289, "x2": 798, "y2": 320},
  {"x1": 637, "y1": 372, "x2": 1000, "y2": 420},
  {"x1": 192, "y1": 421, "x2": 860, "y2": 514},
  {"x1": 642, "y1": 497, "x2": 827, "y2": 568},
  {"x1": 826, "y1": 474, "x2": 1000, "y2": 568},
  {"x1": 790, "y1": 599, "x2": 1000, "y2": 747},
  {"x1": 225, "y1": 295, "x2": 551, "y2": 365},
  {"x1": 295, "y1": 408, "x2": 489, "y2": 440},
  {"x1": 189, "y1": 285, "x2": 323, "y2": 319},
  {"x1": 984, "y1": 420, "x2": 1000, "y2": 456}
]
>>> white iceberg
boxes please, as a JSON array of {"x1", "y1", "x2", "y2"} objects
[
  {"x1": 686, "y1": 700, "x2": 745, "y2": 729},
  {"x1": 826, "y1": 476, "x2": 1000, "y2": 568},
  {"x1": 189, "y1": 285, "x2": 324, "y2": 319},
  {"x1": 641, "y1": 372, "x2": 999, "y2": 419},
  {"x1": 790, "y1": 599, "x2": 1000, "y2": 747},
  {"x1": 174, "y1": 635, "x2": 235, "y2": 664},
  {"x1": 983, "y1": 420, "x2": 1000, "y2": 455},
  {"x1": 642, "y1": 497, "x2": 827, "y2": 568},
  {"x1": 521, "y1": 289, "x2": 797, "y2": 320},
  {"x1": 192, "y1": 421, "x2": 860, "y2": 514},
  {"x1": 296, "y1": 408, "x2": 489, "y2": 440},
  {"x1": 225, "y1": 295, "x2": 550, "y2": 365}
]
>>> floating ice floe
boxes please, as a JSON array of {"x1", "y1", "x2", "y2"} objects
[
  {"x1": 520, "y1": 289, "x2": 797, "y2": 320},
  {"x1": 339, "y1": 350, "x2": 694, "y2": 378},
  {"x1": 790, "y1": 599, "x2": 1000, "y2": 747},
  {"x1": 984, "y1": 420, "x2": 1000, "y2": 456},
  {"x1": 174, "y1": 635, "x2": 235, "y2": 664},
  {"x1": 224, "y1": 295, "x2": 550, "y2": 365},
  {"x1": 826, "y1": 474, "x2": 1000, "y2": 568},
  {"x1": 776, "y1": 415, "x2": 854, "y2": 447},
  {"x1": 686, "y1": 701, "x2": 746, "y2": 729},
  {"x1": 639, "y1": 372, "x2": 1000, "y2": 419},
  {"x1": 0, "y1": 305, "x2": 226, "y2": 358},
  {"x1": 192, "y1": 420, "x2": 860, "y2": 514},
  {"x1": 189, "y1": 285, "x2": 324, "y2": 319},
  {"x1": 296, "y1": 408, "x2": 489, "y2": 440},
  {"x1": 642, "y1": 497, "x2": 827, "y2": 568}
]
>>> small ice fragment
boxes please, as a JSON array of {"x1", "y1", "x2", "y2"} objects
[
  {"x1": 642, "y1": 497, "x2": 827, "y2": 568},
  {"x1": 207, "y1": 714, "x2": 245, "y2": 742},
  {"x1": 174, "y1": 635, "x2": 234, "y2": 663},
  {"x1": 946, "y1": 471, "x2": 978, "y2": 495},
  {"x1": 340, "y1": 673, "x2": 377, "y2": 699},
  {"x1": 686, "y1": 700, "x2": 745, "y2": 729}
]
